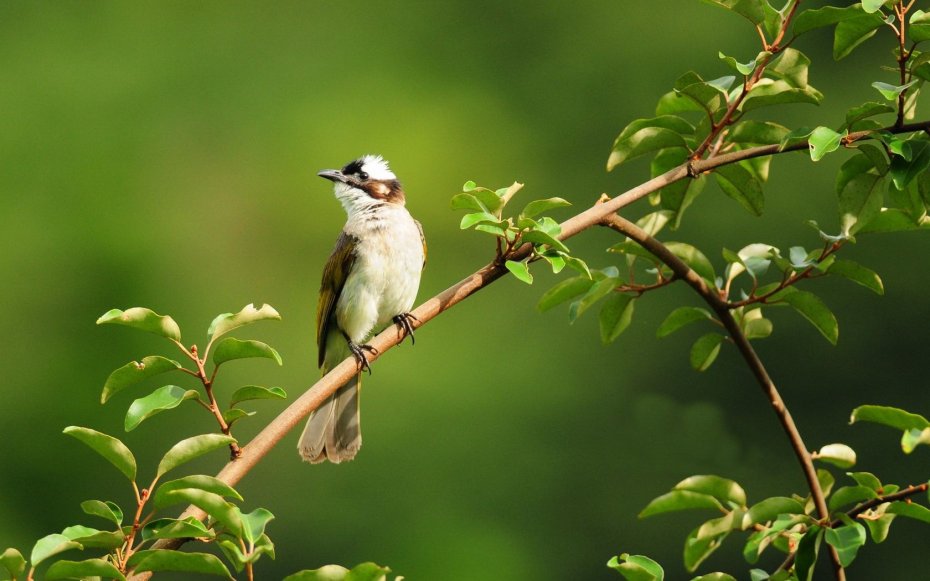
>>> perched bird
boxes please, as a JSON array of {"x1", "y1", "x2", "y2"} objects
[{"x1": 299, "y1": 155, "x2": 426, "y2": 464}]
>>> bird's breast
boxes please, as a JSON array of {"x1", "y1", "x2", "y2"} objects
[{"x1": 338, "y1": 209, "x2": 424, "y2": 333}]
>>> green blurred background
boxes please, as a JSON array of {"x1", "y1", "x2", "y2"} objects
[{"x1": 2, "y1": 1, "x2": 929, "y2": 579}]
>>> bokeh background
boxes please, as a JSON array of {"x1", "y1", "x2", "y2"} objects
[{"x1": 2, "y1": 1, "x2": 929, "y2": 579}]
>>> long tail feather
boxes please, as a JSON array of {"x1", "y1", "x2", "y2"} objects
[{"x1": 298, "y1": 375, "x2": 361, "y2": 463}]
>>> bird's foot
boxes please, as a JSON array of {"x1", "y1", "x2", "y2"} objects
[
  {"x1": 348, "y1": 341, "x2": 378, "y2": 374},
  {"x1": 393, "y1": 312, "x2": 419, "y2": 345}
]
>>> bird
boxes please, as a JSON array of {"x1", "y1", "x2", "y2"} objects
[{"x1": 298, "y1": 154, "x2": 426, "y2": 464}]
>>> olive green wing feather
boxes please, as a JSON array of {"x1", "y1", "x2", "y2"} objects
[
  {"x1": 415, "y1": 219, "x2": 427, "y2": 268},
  {"x1": 317, "y1": 231, "x2": 359, "y2": 368}
]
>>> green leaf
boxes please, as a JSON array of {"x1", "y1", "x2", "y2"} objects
[
  {"x1": 690, "y1": 333, "x2": 725, "y2": 371},
  {"x1": 873, "y1": 80, "x2": 919, "y2": 101},
  {"x1": 229, "y1": 385, "x2": 287, "y2": 407},
  {"x1": 63, "y1": 426, "x2": 136, "y2": 481},
  {"x1": 563, "y1": 255, "x2": 592, "y2": 278},
  {"x1": 207, "y1": 303, "x2": 280, "y2": 340},
  {"x1": 837, "y1": 168, "x2": 884, "y2": 237},
  {"x1": 224, "y1": 409, "x2": 254, "y2": 425},
  {"x1": 80, "y1": 500, "x2": 123, "y2": 526},
  {"x1": 459, "y1": 211, "x2": 501, "y2": 230},
  {"x1": 890, "y1": 139, "x2": 930, "y2": 190},
  {"x1": 794, "y1": 526, "x2": 822, "y2": 581},
  {"x1": 0, "y1": 548, "x2": 25, "y2": 580},
  {"x1": 665, "y1": 242, "x2": 717, "y2": 283},
  {"x1": 520, "y1": 197, "x2": 571, "y2": 219},
  {"x1": 691, "y1": 574, "x2": 736, "y2": 581},
  {"x1": 864, "y1": 507, "x2": 895, "y2": 543},
  {"x1": 794, "y1": 6, "x2": 860, "y2": 36},
  {"x1": 719, "y1": 51, "x2": 766, "y2": 76},
  {"x1": 472, "y1": 188, "x2": 504, "y2": 213},
  {"x1": 887, "y1": 500, "x2": 930, "y2": 523},
  {"x1": 251, "y1": 533, "x2": 276, "y2": 563},
  {"x1": 541, "y1": 252, "x2": 566, "y2": 274},
  {"x1": 607, "y1": 553, "x2": 664, "y2": 581},
  {"x1": 213, "y1": 338, "x2": 282, "y2": 366},
  {"x1": 128, "y1": 550, "x2": 233, "y2": 579},
  {"x1": 505, "y1": 260, "x2": 533, "y2": 284},
  {"x1": 657, "y1": 307, "x2": 713, "y2": 338},
  {"x1": 741, "y1": 308, "x2": 773, "y2": 340},
  {"x1": 96, "y1": 307, "x2": 181, "y2": 342},
  {"x1": 608, "y1": 116, "x2": 693, "y2": 171},
  {"x1": 861, "y1": 0, "x2": 886, "y2": 13},
  {"x1": 156, "y1": 434, "x2": 237, "y2": 478},
  {"x1": 768, "y1": 48, "x2": 813, "y2": 89},
  {"x1": 828, "y1": 259, "x2": 884, "y2": 294},
  {"x1": 745, "y1": 497, "x2": 804, "y2": 526},
  {"x1": 675, "y1": 77, "x2": 732, "y2": 114},
  {"x1": 599, "y1": 293, "x2": 635, "y2": 344},
  {"x1": 60, "y1": 525, "x2": 124, "y2": 549},
  {"x1": 828, "y1": 485, "x2": 877, "y2": 512},
  {"x1": 521, "y1": 229, "x2": 569, "y2": 254},
  {"x1": 808, "y1": 127, "x2": 846, "y2": 162},
  {"x1": 728, "y1": 120, "x2": 789, "y2": 145},
  {"x1": 824, "y1": 519, "x2": 866, "y2": 567},
  {"x1": 153, "y1": 475, "x2": 243, "y2": 509},
  {"x1": 125, "y1": 385, "x2": 199, "y2": 431},
  {"x1": 153, "y1": 488, "x2": 243, "y2": 537},
  {"x1": 239, "y1": 507, "x2": 275, "y2": 544},
  {"x1": 683, "y1": 526, "x2": 726, "y2": 573},
  {"x1": 101, "y1": 356, "x2": 183, "y2": 404},
  {"x1": 639, "y1": 490, "x2": 723, "y2": 518},
  {"x1": 901, "y1": 427, "x2": 930, "y2": 453},
  {"x1": 284, "y1": 563, "x2": 393, "y2": 581},
  {"x1": 740, "y1": 79, "x2": 822, "y2": 112},
  {"x1": 911, "y1": 9, "x2": 930, "y2": 42},
  {"x1": 450, "y1": 193, "x2": 485, "y2": 212},
  {"x1": 834, "y1": 10, "x2": 885, "y2": 60},
  {"x1": 568, "y1": 276, "x2": 619, "y2": 322},
  {"x1": 46, "y1": 559, "x2": 126, "y2": 581},
  {"x1": 847, "y1": 471, "x2": 882, "y2": 491},
  {"x1": 778, "y1": 289, "x2": 838, "y2": 345},
  {"x1": 142, "y1": 517, "x2": 215, "y2": 541},
  {"x1": 714, "y1": 163, "x2": 764, "y2": 216},
  {"x1": 856, "y1": 208, "x2": 930, "y2": 233},
  {"x1": 537, "y1": 276, "x2": 594, "y2": 312},
  {"x1": 700, "y1": 0, "x2": 765, "y2": 24},
  {"x1": 675, "y1": 474, "x2": 747, "y2": 507},
  {"x1": 850, "y1": 405, "x2": 930, "y2": 431},
  {"x1": 844, "y1": 101, "x2": 895, "y2": 130},
  {"x1": 29, "y1": 535, "x2": 81, "y2": 568},
  {"x1": 812, "y1": 443, "x2": 856, "y2": 469}
]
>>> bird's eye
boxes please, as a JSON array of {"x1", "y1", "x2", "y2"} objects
[{"x1": 358, "y1": 172, "x2": 369, "y2": 180}]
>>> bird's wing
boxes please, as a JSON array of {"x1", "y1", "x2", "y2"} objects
[
  {"x1": 415, "y1": 219, "x2": 427, "y2": 268},
  {"x1": 317, "y1": 231, "x2": 359, "y2": 368}
]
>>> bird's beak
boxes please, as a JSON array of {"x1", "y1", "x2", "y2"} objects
[{"x1": 317, "y1": 169, "x2": 348, "y2": 184}]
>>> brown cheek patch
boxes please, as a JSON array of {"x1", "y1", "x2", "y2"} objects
[{"x1": 365, "y1": 180, "x2": 405, "y2": 203}]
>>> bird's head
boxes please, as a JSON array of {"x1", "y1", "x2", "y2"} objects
[{"x1": 318, "y1": 154, "x2": 406, "y2": 214}]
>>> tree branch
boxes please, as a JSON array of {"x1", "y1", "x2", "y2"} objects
[
  {"x1": 131, "y1": 117, "x2": 930, "y2": 579},
  {"x1": 598, "y1": 212, "x2": 845, "y2": 581}
]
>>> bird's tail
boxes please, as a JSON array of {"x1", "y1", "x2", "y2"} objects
[{"x1": 298, "y1": 371, "x2": 362, "y2": 464}]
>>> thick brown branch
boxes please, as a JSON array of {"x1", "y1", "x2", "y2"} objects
[{"x1": 131, "y1": 117, "x2": 930, "y2": 579}]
